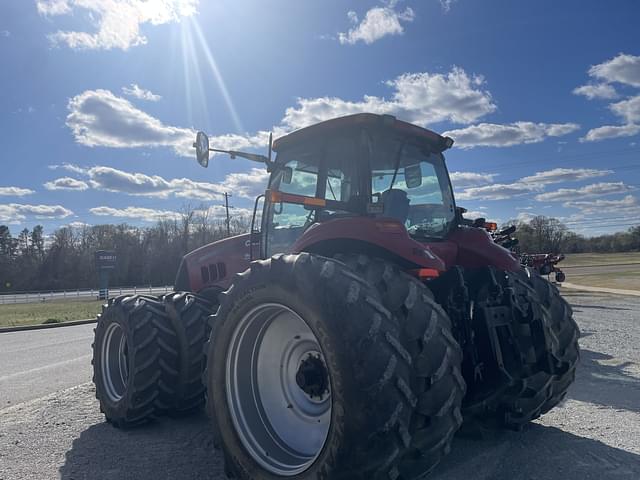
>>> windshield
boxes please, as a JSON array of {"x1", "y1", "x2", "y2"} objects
[
  {"x1": 264, "y1": 133, "x2": 455, "y2": 256},
  {"x1": 371, "y1": 138, "x2": 455, "y2": 238}
]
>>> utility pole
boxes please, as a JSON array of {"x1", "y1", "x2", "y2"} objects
[{"x1": 224, "y1": 192, "x2": 231, "y2": 237}]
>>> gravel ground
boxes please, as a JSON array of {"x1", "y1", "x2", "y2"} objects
[{"x1": 1, "y1": 290, "x2": 639, "y2": 480}]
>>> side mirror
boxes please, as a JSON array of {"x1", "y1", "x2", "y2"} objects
[
  {"x1": 405, "y1": 164, "x2": 422, "y2": 188},
  {"x1": 194, "y1": 131, "x2": 210, "y2": 168}
]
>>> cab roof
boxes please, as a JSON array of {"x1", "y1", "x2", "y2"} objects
[{"x1": 272, "y1": 113, "x2": 454, "y2": 152}]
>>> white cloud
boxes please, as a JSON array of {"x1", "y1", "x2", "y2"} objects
[
  {"x1": 88, "y1": 165, "x2": 228, "y2": 200},
  {"x1": 66, "y1": 89, "x2": 194, "y2": 155},
  {"x1": 576, "y1": 55, "x2": 640, "y2": 144},
  {"x1": 563, "y1": 194, "x2": 639, "y2": 215},
  {"x1": 219, "y1": 168, "x2": 269, "y2": 199},
  {"x1": 36, "y1": 0, "x2": 198, "y2": 50},
  {"x1": 519, "y1": 168, "x2": 612, "y2": 185},
  {"x1": 90, "y1": 206, "x2": 182, "y2": 222},
  {"x1": 0, "y1": 203, "x2": 73, "y2": 223},
  {"x1": 122, "y1": 84, "x2": 162, "y2": 102},
  {"x1": 338, "y1": 5, "x2": 415, "y2": 45},
  {"x1": 534, "y1": 182, "x2": 633, "y2": 202},
  {"x1": 572, "y1": 83, "x2": 619, "y2": 100},
  {"x1": 456, "y1": 182, "x2": 543, "y2": 201},
  {"x1": 67, "y1": 221, "x2": 90, "y2": 228},
  {"x1": 0, "y1": 187, "x2": 35, "y2": 197},
  {"x1": 283, "y1": 67, "x2": 496, "y2": 129},
  {"x1": 580, "y1": 123, "x2": 640, "y2": 142},
  {"x1": 461, "y1": 209, "x2": 487, "y2": 219},
  {"x1": 444, "y1": 122, "x2": 580, "y2": 148},
  {"x1": 66, "y1": 89, "x2": 268, "y2": 156},
  {"x1": 36, "y1": 0, "x2": 70, "y2": 15},
  {"x1": 439, "y1": 0, "x2": 457, "y2": 12},
  {"x1": 48, "y1": 163, "x2": 88, "y2": 174},
  {"x1": 66, "y1": 68, "x2": 496, "y2": 156},
  {"x1": 89, "y1": 204, "x2": 253, "y2": 223},
  {"x1": 588, "y1": 53, "x2": 640, "y2": 88},
  {"x1": 516, "y1": 211, "x2": 539, "y2": 223},
  {"x1": 88, "y1": 166, "x2": 182, "y2": 197},
  {"x1": 609, "y1": 95, "x2": 640, "y2": 124},
  {"x1": 49, "y1": 164, "x2": 269, "y2": 201},
  {"x1": 1, "y1": 30, "x2": 10, "y2": 38},
  {"x1": 449, "y1": 171, "x2": 497, "y2": 189},
  {"x1": 43, "y1": 177, "x2": 90, "y2": 191}
]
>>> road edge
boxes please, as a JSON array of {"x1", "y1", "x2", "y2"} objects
[
  {"x1": 560, "y1": 282, "x2": 640, "y2": 297},
  {"x1": 0, "y1": 318, "x2": 97, "y2": 334}
]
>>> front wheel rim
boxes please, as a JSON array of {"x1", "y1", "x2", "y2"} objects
[{"x1": 226, "y1": 303, "x2": 331, "y2": 476}]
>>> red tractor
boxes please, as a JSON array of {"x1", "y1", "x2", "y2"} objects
[{"x1": 92, "y1": 114, "x2": 579, "y2": 480}]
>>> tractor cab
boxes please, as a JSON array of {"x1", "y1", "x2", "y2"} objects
[
  {"x1": 195, "y1": 113, "x2": 458, "y2": 261},
  {"x1": 263, "y1": 114, "x2": 457, "y2": 256}
]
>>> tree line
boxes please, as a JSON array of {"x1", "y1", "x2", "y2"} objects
[
  {"x1": 504, "y1": 216, "x2": 640, "y2": 254},
  {"x1": 0, "y1": 213, "x2": 638, "y2": 293},
  {"x1": 0, "y1": 210, "x2": 252, "y2": 293}
]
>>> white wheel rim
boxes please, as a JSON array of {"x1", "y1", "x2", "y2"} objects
[
  {"x1": 226, "y1": 303, "x2": 331, "y2": 476},
  {"x1": 101, "y1": 323, "x2": 129, "y2": 402}
]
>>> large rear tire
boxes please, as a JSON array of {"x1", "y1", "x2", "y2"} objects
[
  {"x1": 92, "y1": 295, "x2": 176, "y2": 428},
  {"x1": 206, "y1": 253, "x2": 415, "y2": 480},
  {"x1": 335, "y1": 254, "x2": 465, "y2": 479}
]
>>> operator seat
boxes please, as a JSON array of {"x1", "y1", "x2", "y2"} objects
[{"x1": 381, "y1": 189, "x2": 410, "y2": 224}]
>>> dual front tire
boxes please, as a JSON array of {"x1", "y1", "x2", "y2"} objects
[{"x1": 92, "y1": 293, "x2": 213, "y2": 427}]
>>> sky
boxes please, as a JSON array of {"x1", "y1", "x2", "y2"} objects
[{"x1": 0, "y1": 0, "x2": 639, "y2": 236}]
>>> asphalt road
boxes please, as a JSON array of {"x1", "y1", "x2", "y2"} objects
[
  {"x1": 1, "y1": 289, "x2": 639, "y2": 480},
  {"x1": 0, "y1": 324, "x2": 94, "y2": 408}
]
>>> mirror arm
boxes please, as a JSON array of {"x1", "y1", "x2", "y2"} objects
[{"x1": 208, "y1": 148, "x2": 270, "y2": 165}]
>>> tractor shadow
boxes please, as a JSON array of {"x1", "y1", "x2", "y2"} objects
[
  {"x1": 434, "y1": 423, "x2": 640, "y2": 479},
  {"x1": 58, "y1": 416, "x2": 640, "y2": 480},
  {"x1": 569, "y1": 348, "x2": 640, "y2": 414},
  {"x1": 59, "y1": 412, "x2": 225, "y2": 480}
]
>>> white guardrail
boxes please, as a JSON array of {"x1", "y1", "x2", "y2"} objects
[{"x1": 0, "y1": 286, "x2": 173, "y2": 305}]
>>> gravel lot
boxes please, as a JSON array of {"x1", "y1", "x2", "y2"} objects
[{"x1": 1, "y1": 289, "x2": 639, "y2": 480}]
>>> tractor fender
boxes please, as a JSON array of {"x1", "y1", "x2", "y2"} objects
[
  {"x1": 290, "y1": 217, "x2": 446, "y2": 271},
  {"x1": 448, "y1": 226, "x2": 521, "y2": 272}
]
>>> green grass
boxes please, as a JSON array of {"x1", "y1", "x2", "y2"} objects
[
  {"x1": 562, "y1": 252, "x2": 640, "y2": 267},
  {"x1": 0, "y1": 298, "x2": 103, "y2": 327}
]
